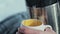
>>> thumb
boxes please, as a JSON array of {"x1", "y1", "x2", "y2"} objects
[
  {"x1": 45, "y1": 27, "x2": 52, "y2": 31},
  {"x1": 45, "y1": 28, "x2": 56, "y2": 34}
]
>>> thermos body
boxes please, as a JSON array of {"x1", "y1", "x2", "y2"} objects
[{"x1": 25, "y1": 0, "x2": 60, "y2": 34}]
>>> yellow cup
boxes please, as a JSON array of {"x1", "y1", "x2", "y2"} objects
[{"x1": 21, "y1": 19, "x2": 52, "y2": 31}]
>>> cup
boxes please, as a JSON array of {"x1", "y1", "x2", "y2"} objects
[{"x1": 21, "y1": 19, "x2": 52, "y2": 31}]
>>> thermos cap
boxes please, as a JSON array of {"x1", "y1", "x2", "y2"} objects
[{"x1": 26, "y1": 0, "x2": 57, "y2": 7}]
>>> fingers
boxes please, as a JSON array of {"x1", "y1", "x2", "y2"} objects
[
  {"x1": 18, "y1": 27, "x2": 25, "y2": 33},
  {"x1": 45, "y1": 28, "x2": 56, "y2": 34},
  {"x1": 18, "y1": 27, "x2": 43, "y2": 34},
  {"x1": 17, "y1": 27, "x2": 56, "y2": 34},
  {"x1": 16, "y1": 32, "x2": 18, "y2": 34},
  {"x1": 45, "y1": 27, "x2": 56, "y2": 33},
  {"x1": 16, "y1": 32, "x2": 21, "y2": 34}
]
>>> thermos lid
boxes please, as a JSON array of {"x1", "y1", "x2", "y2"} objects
[{"x1": 26, "y1": 0, "x2": 57, "y2": 7}]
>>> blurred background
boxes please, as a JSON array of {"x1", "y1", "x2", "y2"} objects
[{"x1": 0, "y1": 0, "x2": 27, "y2": 22}]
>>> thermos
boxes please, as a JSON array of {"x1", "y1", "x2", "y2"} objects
[{"x1": 25, "y1": 0, "x2": 60, "y2": 34}]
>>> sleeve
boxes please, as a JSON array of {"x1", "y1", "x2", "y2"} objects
[{"x1": 0, "y1": 12, "x2": 30, "y2": 34}]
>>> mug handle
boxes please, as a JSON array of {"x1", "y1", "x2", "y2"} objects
[{"x1": 44, "y1": 25, "x2": 52, "y2": 30}]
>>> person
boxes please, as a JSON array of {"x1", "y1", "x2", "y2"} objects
[{"x1": 16, "y1": 27, "x2": 56, "y2": 34}]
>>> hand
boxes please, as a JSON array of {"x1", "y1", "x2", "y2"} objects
[{"x1": 16, "y1": 27, "x2": 56, "y2": 34}]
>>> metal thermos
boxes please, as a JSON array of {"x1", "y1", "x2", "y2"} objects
[{"x1": 25, "y1": 0, "x2": 60, "y2": 34}]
